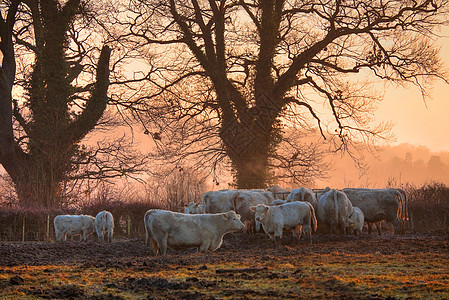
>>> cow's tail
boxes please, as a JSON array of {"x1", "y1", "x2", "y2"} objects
[
  {"x1": 333, "y1": 189, "x2": 339, "y2": 232},
  {"x1": 398, "y1": 188, "x2": 409, "y2": 231},
  {"x1": 307, "y1": 202, "x2": 318, "y2": 232},
  {"x1": 400, "y1": 188, "x2": 409, "y2": 222},
  {"x1": 104, "y1": 211, "x2": 109, "y2": 224},
  {"x1": 201, "y1": 193, "x2": 208, "y2": 213},
  {"x1": 393, "y1": 191, "x2": 403, "y2": 223},
  {"x1": 144, "y1": 210, "x2": 155, "y2": 246}
]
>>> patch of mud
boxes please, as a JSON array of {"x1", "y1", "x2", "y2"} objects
[
  {"x1": 0, "y1": 232, "x2": 447, "y2": 268},
  {"x1": 24, "y1": 284, "x2": 85, "y2": 299}
]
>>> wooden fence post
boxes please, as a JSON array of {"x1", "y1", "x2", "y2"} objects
[
  {"x1": 22, "y1": 218, "x2": 25, "y2": 242},
  {"x1": 127, "y1": 214, "x2": 131, "y2": 238},
  {"x1": 47, "y1": 215, "x2": 50, "y2": 241}
]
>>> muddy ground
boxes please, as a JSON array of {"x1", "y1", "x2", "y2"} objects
[{"x1": 0, "y1": 231, "x2": 448, "y2": 299}]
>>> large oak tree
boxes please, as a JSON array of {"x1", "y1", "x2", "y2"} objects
[{"x1": 117, "y1": 0, "x2": 448, "y2": 188}]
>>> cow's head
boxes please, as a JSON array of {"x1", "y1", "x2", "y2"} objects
[
  {"x1": 222, "y1": 211, "x2": 244, "y2": 231},
  {"x1": 250, "y1": 204, "x2": 269, "y2": 223}
]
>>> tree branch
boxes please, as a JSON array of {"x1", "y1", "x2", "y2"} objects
[{"x1": 66, "y1": 45, "x2": 111, "y2": 142}]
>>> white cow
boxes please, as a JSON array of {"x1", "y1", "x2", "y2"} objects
[
  {"x1": 54, "y1": 215, "x2": 95, "y2": 242},
  {"x1": 233, "y1": 190, "x2": 274, "y2": 233},
  {"x1": 144, "y1": 209, "x2": 244, "y2": 255},
  {"x1": 270, "y1": 199, "x2": 287, "y2": 206},
  {"x1": 267, "y1": 185, "x2": 291, "y2": 200},
  {"x1": 347, "y1": 207, "x2": 364, "y2": 235},
  {"x1": 342, "y1": 188, "x2": 405, "y2": 235},
  {"x1": 250, "y1": 202, "x2": 317, "y2": 247},
  {"x1": 184, "y1": 202, "x2": 203, "y2": 214},
  {"x1": 94, "y1": 210, "x2": 114, "y2": 242},
  {"x1": 201, "y1": 190, "x2": 240, "y2": 213},
  {"x1": 317, "y1": 189, "x2": 354, "y2": 235},
  {"x1": 314, "y1": 187, "x2": 331, "y2": 200},
  {"x1": 286, "y1": 187, "x2": 318, "y2": 211}
]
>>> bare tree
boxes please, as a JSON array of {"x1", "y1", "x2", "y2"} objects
[
  {"x1": 110, "y1": 0, "x2": 448, "y2": 188},
  {"x1": 0, "y1": 0, "x2": 147, "y2": 207}
]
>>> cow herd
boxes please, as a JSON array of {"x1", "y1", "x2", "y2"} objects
[{"x1": 53, "y1": 186, "x2": 408, "y2": 256}]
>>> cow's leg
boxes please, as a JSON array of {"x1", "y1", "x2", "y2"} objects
[
  {"x1": 376, "y1": 222, "x2": 382, "y2": 235},
  {"x1": 55, "y1": 231, "x2": 63, "y2": 242},
  {"x1": 150, "y1": 238, "x2": 159, "y2": 255},
  {"x1": 159, "y1": 235, "x2": 169, "y2": 255},
  {"x1": 274, "y1": 236, "x2": 281, "y2": 248},
  {"x1": 199, "y1": 240, "x2": 212, "y2": 253},
  {"x1": 302, "y1": 225, "x2": 312, "y2": 245},
  {"x1": 391, "y1": 218, "x2": 401, "y2": 235},
  {"x1": 246, "y1": 221, "x2": 254, "y2": 235},
  {"x1": 329, "y1": 220, "x2": 337, "y2": 235},
  {"x1": 293, "y1": 224, "x2": 302, "y2": 245},
  {"x1": 275, "y1": 226, "x2": 283, "y2": 247},
  {"x1": 255, "y1": 220, "x2": 261, "y2": 232},
  {"x1": 340, "y1": 222, "x2": 347, "y2": 235},
  {"x1": 270, "y1": 234, "x2": 279, "y2": 248},
  {"x1": 97, "y1": 229, "x2": 103, "y2": 242}
]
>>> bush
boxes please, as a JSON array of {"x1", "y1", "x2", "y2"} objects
[{"x1": 405, "y1": 182, "x2": 449, "y2": 232}]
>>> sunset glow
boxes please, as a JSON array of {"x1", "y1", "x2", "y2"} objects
[{"x1": 377, "y1": 27, "x2": 449, "y2": 153}]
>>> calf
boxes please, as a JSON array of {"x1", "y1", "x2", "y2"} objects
[
  {"x1": 250, "y1": 202, "x2": 317, "y2": 247},
  {"x1": 347, "y1": 207, "x2": 364, "y2": 235},
  {"x1": 94, "y1": 210, "x2": 114, "y2": 242},
  {"x1": 144, "y1": 210, "x2": 244, "y2": 255},
  {"x1": 54, "y1": 215, "x2": 95, "y2": 242}
]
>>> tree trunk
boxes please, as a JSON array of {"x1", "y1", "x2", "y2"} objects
[
  {"x1": 231, "y1": 145, "x2": 271, "y2": 189},
  {"x1": 3, "y1": 153, "x2": 65, "y2": 207},
  {"x1": 221, "y1": 107, "x2": 277, "y2": 189}
]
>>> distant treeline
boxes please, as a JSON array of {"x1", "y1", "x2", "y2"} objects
[{"x1": 0, "y1": 182, "x2": 448, "y2": 241}]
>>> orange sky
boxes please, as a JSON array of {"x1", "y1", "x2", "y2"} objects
[{"x1": 376, "y1": 27, "x2": 449, "y2": 153}]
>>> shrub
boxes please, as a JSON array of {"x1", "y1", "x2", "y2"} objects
[{"x1": 405, "y1": 182, "x2": 449, "y2": 232}]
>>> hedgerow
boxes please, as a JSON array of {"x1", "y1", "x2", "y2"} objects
[{"x1": 0, "y1": 183, "x2": 447, "y2": 241}]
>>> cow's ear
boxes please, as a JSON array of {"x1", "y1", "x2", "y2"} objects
[
  {"x1": 264, "y1": 206, "x2": 269, "y2": 212},
  {"x1": 222, "y1": 213, "x2": 229, "y2": 220},
  {"x1": 250, "y1": 206, "x2": 256, "y2": 212}
]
